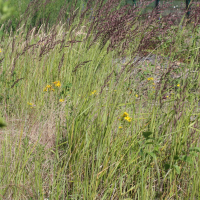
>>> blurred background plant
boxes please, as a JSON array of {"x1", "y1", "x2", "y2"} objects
[
  {"x1": 0, "y1": 0, "x2": 14, "y2": 22},
  {"x1": 0, "y1": 117, "x2": 6, "y2": 128},
  {"x1": 0, "y1": 0, "x2": 11, "y2": 128}
]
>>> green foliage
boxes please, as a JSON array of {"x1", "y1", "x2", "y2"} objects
[
  {"x1": 0, "y1": 0, "x2": 14, "y2": 22},
  {"x1": 0, "y1": 117, "x2": 6, "y2": 128},
  {"x1": 1, "y1": 1, "x2": 200, "y2": 199},
  {"x1": 1, "y1": 0, "x2": 89, "y2": 32}
]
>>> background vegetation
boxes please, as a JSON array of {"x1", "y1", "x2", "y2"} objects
[
  {"x1": 1, "y1": 0, "x2": 124, "y2": 33},
  {"x1": 1, "y1": 0, "x2": 200, "y2": 199}
]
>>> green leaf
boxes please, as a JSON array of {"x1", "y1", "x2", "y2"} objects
[
  {"x1": 189, "y1": 147, "x2": 200, "y2": 152},
  {"x1": 164, "y1": 163, "x2": 170, "y2": 171},
  {"x1": 173, "y1": 165, "x2": 180, "y2": 174},
  {"x1": 153, "y1": 145, "x2": 161, "y2": 152},
  {"x1": 188, "y1": 122, "x2": 196, "y2": 128},
  {"x1": 190, "y1": 152, "x2": 198, "y2": 157},
  {"x1": 139, "y1": 148, "x2": 144, "y2": 157},
  {"x1": 180, "y1": 155, "x2": 193, "y2": 164},
  {"x1": 147, "y1": 152, "x2": 156, "y2": 158},
  {"x1": 145, "y1": 142, "x2": 154, "y2": 145},
  {"x1": 174, "y1": 155, "x2": 179, "y2": 160},
  {"x1": 0, "y1": 118, "x2": 6, "y2": 128},
  {"x1": 142, "y1": 131, "x2": 152, "y2": 139},
  {"x1": 185, "y1": 156, "x2": 193, "y2": 164}
]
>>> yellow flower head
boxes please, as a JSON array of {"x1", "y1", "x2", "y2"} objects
[
  {"x1": 135, "y1": 94, "x2": 138, "y2": 98},
  {"x1": 124, "y1": 116, "x2": 132, "y2": 122},
  {"x1": 53, "y1": 81, "x2": 61, "y2": 87},
  {"x1": 46, "y1": 85, "x2": 52, "y2": 88},
  {"x1": 59, "y1": 99, "x2": 64, "y2": 102},
  {"x1": 90, "y1": 90, "x2": 97, "y2": 95},
  {"x1": 119, "y1": 126, "x2": 123, "y2": 129},
  {"x1": 177, "y1": 84, "x2": 180, "y2": 87},
  {"x1": 147, "y1": 77, "x2": 154, "y2": 81},
  {"x1": 122, "y1": 112, "x2": 129, "y2": 118},
  {"x1": 27, "y1": 102, "x2": 36, "y2": 108},
  {"x1": 44, "y1": 84, "x2": 54, "y2": 92}
]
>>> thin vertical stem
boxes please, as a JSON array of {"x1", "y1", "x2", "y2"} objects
[
  {"x1": 155, "y1": 0, "x2": 160, "y2": 8},
  {"x1": 186, "y1": 0, "x2": 191, "y2": 18},
  {"x1": 155, "y1": 0, "x2": 160, "y2": 16}
]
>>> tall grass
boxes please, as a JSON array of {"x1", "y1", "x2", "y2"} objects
[
  {"x1": 1, "y1": 0, "x2": 120, "y2": 33},
  {"x1": 1, "y1": 0, "x2": 200, "y2": 199}
]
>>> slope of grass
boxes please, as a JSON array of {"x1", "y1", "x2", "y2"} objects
[{"x1": 1, "y1": 0, "x2": 200, "y2": 199}]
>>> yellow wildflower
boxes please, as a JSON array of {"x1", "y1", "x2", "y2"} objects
[
  {"x1": 27, "y1": 102, "x2": 36, "y2": 108},
  {"x1": 177, "y1": 84, "x2": 180, "y2": 87},
  {"x1": 119, "y1": 126, "x2": 123, "y2": 129},
  {"x1": 147, "y1": 77, "x2": 154, "y2": 81},
  {"x1": 59, "y1": 99, "x2": 64, "y2": 102},
  {"x1": 53, "y1": 81, "x2": 61, "y2": 87},
  {"x1": 136, "y1": 94, "x2": 138, "y2": 98},
  {"x1": 46, "y1": 85, "x2": 52, "y2": 88},
  {"x1": 122, "y1": 112, "x2": 129, "y2": 118},
  {"x1": 90, "y1": 90, "x2": 97, "y2": 95},
  {"x1": 44, "y1": 84, "x2": 54, "y2": 92},
  {"x1": 124, "y1": 116, "x2": 132, "y2": 122},
  {"x1": 120, "y1": 112, "x2": 132, "y2": 122}
]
